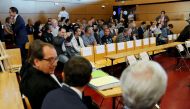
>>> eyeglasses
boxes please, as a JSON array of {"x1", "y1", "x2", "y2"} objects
[{"x1": 42, "y1": 57, "x2": 58, "y2": 64}]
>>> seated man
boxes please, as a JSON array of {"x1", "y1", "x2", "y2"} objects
[
  {"x1": 71, "y1": 27, "x2": 85, "y2": 52},
  {"x1": 138, "y1": 21, "x2": 146, "y2": 39},
  {"x1": 116, "y1": 28, "x2": 133, "y2": 43},
  {"x1": 82, "y1": 26, "x2": 97, "y2": 46},
  {"x1": 101, "y1": 28, "x2": 113, "y2": 44},
  {"x1": 20, "y1": 41, "x2": 61, "y2": 109},
  {"x1": 53, "y1": 27, "x2": 69, "y2": 63},
  {"x1": 42, "y1": 56, "x2": 98, "y2": 109},
  {"x1": 120, "y1": 60, "x2": 167, "y2": 109}
]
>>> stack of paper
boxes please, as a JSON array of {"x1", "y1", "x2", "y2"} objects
[{"x1": 89, "y1": 75, "x2": 120, "y2": 90}]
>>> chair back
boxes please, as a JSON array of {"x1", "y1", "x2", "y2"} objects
[
  {"x1": 22, "y1": 95, "x2": 32, "y2": 109},
  {"x1": 176, "y1": 44, "x2": 185, "y2": 52},
  {"x1": 185, "y1": 41, "x2": 190, "y2": 55},
  {"x1": 25, "y1": 35, "x2": 34, "y2": 49},
  {"x1": 139, "y1": 52, "x2": 151, "y2": 61},
  {"x1": 126, "y1": 55, "x2": 137, "y2": 65}
]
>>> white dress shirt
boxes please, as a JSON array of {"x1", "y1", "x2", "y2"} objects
[{"x1": 58, "y1": 10, "x2": 69, "y2": 19}]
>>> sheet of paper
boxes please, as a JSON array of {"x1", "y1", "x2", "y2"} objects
[
  {"x1": 143, "y1": 38, "x2": 149, "y2": 45},
  {"x1": 168, "y1": 35, "x2": 173, "y2": 40},
  {"x1": 96, "y1": 45, "x2": 105, "y2": 54},
  {"x1": 127, "y1": 41, "x2": 134, "y2": 48},
  {"x1": 82, "y1": 47, "x2": 92, "y2": 56},
  {"x1": 173, "y1": 34, "x2": 177, "y2": 40},
  {"x1": 107, "y1": 44, "x2": 115, "y2": 52},
  {"x1": 117, "y1": 42, "x2": 125, "y2": 50},
  {"x1": 135, "y1": 40, "x2": 142, "y2": 47},
  {"x1": 150, "y1": 37, "x2": 156, "y2": 44}
]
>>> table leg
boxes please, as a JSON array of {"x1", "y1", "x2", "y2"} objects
[
  {"x1": 111, "y1": 59, "x2": 114, "y2": 75},
  {"x1": 112, "y1": 97, "x2": 116, "y2": 109}
]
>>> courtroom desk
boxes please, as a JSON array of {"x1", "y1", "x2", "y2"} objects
[
  {"x1": 105, "y1": 42, "x2": 183, "y2": 62},
  {"x1": 0, "y1": 72, "x2": 24, "y2": 109},
  {"x1": 92, "y1": 86, "x2": 122, "y2": 109}
]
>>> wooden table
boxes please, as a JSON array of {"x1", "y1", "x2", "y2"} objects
[
  {"x1": 92, "y1": 86, "x2": 122, "y2": 109},
  {"x1": 0, "y1": 72, "x2": 24, "y2": 109},
  {"x1": 105, "y1": 42, "x2": 183, "y2": 65}
]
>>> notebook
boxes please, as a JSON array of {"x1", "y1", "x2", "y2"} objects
[{"x1": 91, "y1": 70, "x2": 108, "y2": 79}]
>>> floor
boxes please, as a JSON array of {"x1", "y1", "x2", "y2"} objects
[{"x1": 84, "y1": 53, "x2": 190, "y2": 109}]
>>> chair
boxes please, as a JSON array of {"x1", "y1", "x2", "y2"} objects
[
  {"x1": 143, "y1": 38, "x2": 150, "y2": 48},
  {"x1": 5, "y1": 48, "x2": 22, "y2": 73},
  {"x1": 126, "y1": 41, "x2": 134, "y2": 51},
  {"x1": 105, "y1": 43, "x2": 117, "y2": 66},
  {"x1": 22, "y1": 95, "x2": 32, "y2": 109},
  {"x1": 0, "y1": 41, "x2": 8, "y2": 72},
  {"x1": 168, "y1": 35, "x2": 173, "y2": 43},
  {"x1": 139, "y1": 52, "x2": 151, "y2": 61},
  {"x1": 94, "y1": 45, "x2": 107, "y2": 68},
  {"x1": 116, "y1": 42, "x2": 127, "y2": 63},
  {"x1": 185, "y1": 41, "x2": 190, "y2": 55},
  {"x1": 134, "y1": 39, "x2": 143, "y2": 50},
  {"x1": 25, "y1": 35, "x2": 34, "y2": 49},
  {"x1": 80, "y1": 46, "x2": 95, "y2": 63},
  {"x1": 176, "y1": 44, "x2": 190, "y2": 71},
  {"x1": 126, "y1": 55, "x2": 137, "y2": 66}
]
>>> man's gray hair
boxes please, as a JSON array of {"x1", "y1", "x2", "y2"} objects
[{"x1": 120, "y1": 60, "x2": 167, "y2": 109}]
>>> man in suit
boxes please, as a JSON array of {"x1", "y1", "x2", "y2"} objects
[
  {"x1": 20, "y1": 40, "x2": 61, "y2": 109},
  {"x1": 138, "y1": 21, "x2": 146, "y2": 39},
  {"x1": 156, "y1": 11, "x2": 169, "y2": 28},
  {"x1": 9, "y1": 7, "x2": 28, "y2": 63},
  {"x1": 120, "y1": 60, "x2": 167, "y2": 109},
  {"x1": 42, "y1": 56, "x2": 99, "y2": 109}
]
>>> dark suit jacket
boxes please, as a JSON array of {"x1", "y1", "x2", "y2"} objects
[
  {"x1": 13, "y1": 15, "x2": 28, "y2": 45},
  {"x1": 138, "y1": 26, "x2": 144, "y2": 39},
  {"x1": 20, "y1": 66, "x2": 60, "y2": 109},
  {"x1": 41, "y1": 85, "x2": 88, "y2": 109},
  {"x1": 177, "y1": 24, "x2": 190, "y2": 42}
]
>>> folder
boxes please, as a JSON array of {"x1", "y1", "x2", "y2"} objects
[{"x1": 89, "y1": 76, "x2": 120, "y2": 90}]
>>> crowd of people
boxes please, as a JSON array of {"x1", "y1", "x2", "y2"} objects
[
  {"x1": 0, "y1": 6, "x2": 189, "y2": 109},
  {"x1": 1, "y1": 7, "x2": 190, "y2": 64}
]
